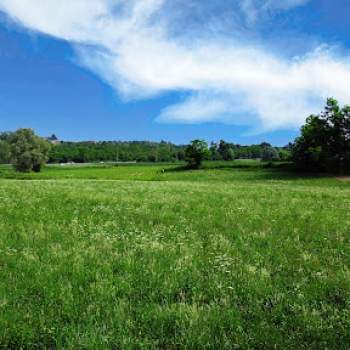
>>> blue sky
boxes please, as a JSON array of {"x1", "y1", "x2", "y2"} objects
[{"x1": 0, "y1": 0, "x2": 350, "y2": 145}]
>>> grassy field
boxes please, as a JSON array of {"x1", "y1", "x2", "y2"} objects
[{"x1": 0, "y1": 162, "x2": 349, "y2": 349}]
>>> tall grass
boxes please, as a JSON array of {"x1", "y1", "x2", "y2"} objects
[{"x1": 0, "y1": 163, "x2": 349, "y2": 348}]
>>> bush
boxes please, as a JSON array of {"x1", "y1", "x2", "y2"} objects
[
  {"x1": 261, "y1": 146, "x2": 280, "y2": 162},
  {"x1": 185, "y1": 140, "x2": 209, "y2": 169},
  {"x1": 9, "y1": 129, "x2": 51, "y2": 172}
]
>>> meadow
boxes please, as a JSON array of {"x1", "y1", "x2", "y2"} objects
[{"x1": 0, "y1": 162, "x2": 349, "y2": 349}]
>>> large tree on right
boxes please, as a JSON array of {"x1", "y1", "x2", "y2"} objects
[{"x1": 292, "y1": 98, "x2": 350, "y2": 172}]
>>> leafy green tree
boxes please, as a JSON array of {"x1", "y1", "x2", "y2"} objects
[
  {"x1": 185, "y1": 140, "x2": 209, "y2": 169},
  {"x1": 0, "y1": 132, "x2": 12, "y2": 164},
  {"x1": 0, "y1": 140, "x2": 11, "y2": 164},
  {"x1": 292, "y1": 98, "x2": 350, "y2": 172},
  {"x1": 209, "y1": 142, "x2": 221, "y2": 160},
  {"x1": 261, "y1": 146, "x2": 280, "y2": 162},
  {"x1": 177, "y1": 149, "x2": 186, "y2": 161},
  {"x1": 9, "y1": 129, "x2": 51, "y2": 172},
  {"x1": 278, "y1": 148, "x2": 292, "y2": 161},
  {"x1": 218, "y1": 140, "x2": 235, "y2": 160}
]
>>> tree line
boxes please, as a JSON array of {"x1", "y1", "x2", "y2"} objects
[
  {"x1": 49, "y1": 141, "x2": 185, "y2": 163},
  {"x1": 0, "y1": 132, "x2": 290, "y2": 170},
  {"x1": 1, "y1": 98, "x2": 349, "y2": 173},
  {"x1": 186, "y1": 98, "x2": 350, "y2": 170}
]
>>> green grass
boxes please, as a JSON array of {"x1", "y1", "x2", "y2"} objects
[
  {"x1": 0, "y1": 161, "x2": 343, "y2": 186},
  {"x1": 0, "y1": 162, "x2": 349, "y2": 348}
]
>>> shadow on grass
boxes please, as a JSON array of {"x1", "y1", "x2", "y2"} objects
[
  {"x1": 164, "y1": 161, "x2": 292, "y2": 172},
  {"x1": 163, "y1": 161, "x2": 337, "y2": 182},
  {"x1": 163, "y1": 165, "x2": 196, "y2": 173}
]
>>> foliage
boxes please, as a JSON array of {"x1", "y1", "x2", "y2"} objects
[
  {"x1": 9, "y1": 128, "x2": 51, "y2": 172},
  {"x1": 1, "y1": 129, "x2": 291, "y2": 166},
  {"x1": 48, "y1": 140, "x2": 290, "y2": 164},
  {"x1": 49, "y1": 140, "x2": 186, "y2": 163},
  {"x1": 292, "y1": 98, "x2": 350, "y2": 172},
  {"x1": 209, "y1": 141, "x2": 290, "y2": 161},
  {"x1": 0, "y1": 164, "x2": 349, "y2": 348},
  {"x1": 217, "y1": 140, "x2": 235, "y2": 160},
  {"x1": 185, "y1": 140, "x2": 209, "y2": 168},
  {"x1": 209, "y1": 142, "x2": 221, "y2": 160},
  {"x1": 0, "y1": 132, "x2": 13, "y2": 143},
  {"x1": 261, "y1": 145, "x2": 280, "y2": 162},
  {"x1": 0, "y1": 140, "x2": 11, "y2": 164},
  {"x1": 278, "y1": 147, "x2": 292, "y2": 161}
]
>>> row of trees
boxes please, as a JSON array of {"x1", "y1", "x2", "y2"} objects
[
  {"x1": 1, "y1": 98, "x2": 347, "y2": 173},
  {"x1": 187, "y1": 98, "x2": 350, "y2": 171},
  {"x1": 0, "y1": 132, "x2": 289, "y2": 171},
  {"x1": 48, "y1": 140, "x2": 289, "y2": 164},
  {"x1": 49, "y1": 141, "x2": 186, "y2": 163},
  {"x1": 209, "y1": 140, "x2": 290, "y2": 162},
  {"x1": 185, "y1": 140, "x2": 289, "y2": 168}
]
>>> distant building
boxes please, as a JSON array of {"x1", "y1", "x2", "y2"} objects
[{"x1": 45, "y1": 134, "x2": 60, "y2": 145}]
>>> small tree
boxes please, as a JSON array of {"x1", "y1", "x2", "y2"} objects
[
  {"x1": 9, "y1": 128, "x2": 51, "y2": 172},
  {"x1": 209, "y1": 142, "x2": 221, "y2": 160},
  {"x1": 0, "y1": 140, "x2": 11, "y2": 164},
  {"x1": 261, "y1": 146, "x2": 280, "y2": 162},
  {"x1": 278, "y1": 148, "x2": 291, "y2": 161},
  {"x1": 185, "y1": 140, "x2": 209, "y2": 169},
  {"x1": 218, "y1": 140, "x2": 235, "y2": 161}
]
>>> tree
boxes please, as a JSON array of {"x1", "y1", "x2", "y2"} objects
[
  {"x1": 0, "y1": 140, "x2": 11, "y2": 164},
  {"x1": 209, "y1": 142, "x2": 221, "y2": 160},
  {"x1": 261, "y1": 146, "x2": 280, "y2": 162},
  {"x1": 278, "y1": 148, "x2": 292, "y2": 161},
  {"x1": 218, "y1": 140, "x2": 235, "y2": 161},
  {"x1": 292, "y1": 98, "x2": 350, "y2": 172},
  {"x1": 9, "y1": 128, "x2": 51, "y2": 172},
  {"x1": 185, "y1": 140, "x2": 209, "y2": 169}
]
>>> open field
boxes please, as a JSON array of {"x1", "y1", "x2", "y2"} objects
[
  {"x1": 0, "y1": 162, "x2": 350, "y2": 349},
  {"x1": 0, "y1": 160, "x2": 344, "y2": 185}
]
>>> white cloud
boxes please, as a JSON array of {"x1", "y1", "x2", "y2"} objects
[
  {"x1": 264, "y1": 0, "x2": 310, "y2": 11},
  {"x1": 239, "y1": 0, "x2": 310, "y2": 25},
  {"x1": 0, "y1": 0, "x2": 349, "y2": 133}
]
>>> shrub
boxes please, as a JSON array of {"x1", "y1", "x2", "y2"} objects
[
  {"x1": 185, "y1": 140, "x2": 209, "y2": 169},
  {"x1": 261, "y1": 146, "x2": 280, "y2": 162},
  {"x1": 9, "y1": 128, "x2": 51, "y2": 172}
]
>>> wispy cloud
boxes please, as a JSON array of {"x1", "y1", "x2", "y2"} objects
[
  {"x1": 239, "y1": 0, "x2": 310, "y2": 25},
  {"x1": 0, "y1": 0, "x2": 349, "y2": 133}
]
